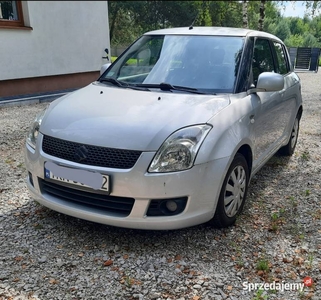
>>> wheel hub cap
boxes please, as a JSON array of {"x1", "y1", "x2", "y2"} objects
[{"x1": 224, "y1": 166, "x2": 246, "y2": 217}]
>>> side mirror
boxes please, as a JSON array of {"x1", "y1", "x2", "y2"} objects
[
  {"x1": 248, "y1": 72, "x2": 284, "y2": 95},
  {"x1": 100, "y1": 63, "x2": 111, "y2": 75}
]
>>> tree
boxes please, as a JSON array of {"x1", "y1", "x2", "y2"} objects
[
  {"x1": 310, "y1": 15, "x2": 321, "y2": 43},
  {"x1": 247, "y1": 1, "x2": 261, "y2": 30},
  {"x1": 168, "y1": 1, "x2": 203, "y2": 27},
  {"x1": 242, "y1": 1, "x2": 249, "y2": 28},
  {"x1": 108, "y1": 1, "x2": 200, "y2": 46},
  {"x1": 263, "y1": 1, "x2": 281, "y2": 32},
  {"x1": 284, "y1": 34, "x2": 304, "y2": 47},
  {"x1": 303, "y1": 32, "x2": 319, "y2": 46},
  {"x1": 207, "y1": 1, "x2": 242, "y2": 27},
  {"x1": 108, "y1": 1, "x2": 143, "y2": 46},
  {"x1": 274, "y1": 19, "x2": 291, "y2": 40},
  {"x1": 258, "y1": 0, "x2": 266, "y2": 31},
  {"x1": 304, "y1": 0, "x2": 321, "y2": 17},
  {"x1": 287, "y1": 17, "x2": 309, "y2": 35},
  {"x1": 108, "y1": 0, "x2": 321, "y2": 49}
]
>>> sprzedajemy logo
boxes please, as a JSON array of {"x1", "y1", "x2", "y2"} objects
[{"x1": 243, "y1": 281, "x2": 306, "y2": 292}]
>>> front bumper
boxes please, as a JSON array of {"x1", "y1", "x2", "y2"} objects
[{"x1": 24, "y1": 134, "x2": 230, "y2": 230}]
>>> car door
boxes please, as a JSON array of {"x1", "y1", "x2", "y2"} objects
[
  {"x1": 271, "y1": 41, "x2": 299, "y2": 143},
  {"x1": 250, "y1": 38, "x2": 288, "y2": 168}
]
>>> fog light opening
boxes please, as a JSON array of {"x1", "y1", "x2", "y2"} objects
[
  {"x1": 147, "y1": 197, "x2": 187, "y2": 216},
  {"x1": 159, "y1": 198, "x2": 187, "y2": 216},
  {"x1": 166, "y1": 200, "x2": 178, "y2": 212}
]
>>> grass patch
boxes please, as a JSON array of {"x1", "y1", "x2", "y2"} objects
[
  {"x1": 300, "y1": 151, "x2": 310, "y2": 161},
  {"x1": 252, "y1": 289, "x2": 268, "y2": 300},
  {"x1": 256, "y1": 259, "x2": 269, "y2": 272},
  {"x1": 269, "y1": 209, "x2": 286, "y2": 232},
  {"x1": 289, "y1": 196, "x2": 298, "y2": 208}
]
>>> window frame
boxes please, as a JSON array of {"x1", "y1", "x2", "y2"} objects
[{"x1": 0, "y1": 1, "x2": 24, "y2": 28}]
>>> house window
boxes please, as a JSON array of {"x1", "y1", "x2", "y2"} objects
[{"x1": 0, "y1": 1, "x2": 24, "y2": 27}]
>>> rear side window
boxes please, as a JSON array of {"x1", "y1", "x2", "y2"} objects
[{"x1": 273, "y1": 42, "x2": 290, "y2": 75}]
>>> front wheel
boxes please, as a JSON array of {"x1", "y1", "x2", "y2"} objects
[{"x1": 209, "y1": 153, "x2": 249, "y2": 228}]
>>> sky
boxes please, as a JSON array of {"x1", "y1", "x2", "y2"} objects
[{"x1": 280, "y1": 1, "x2": 320, "y2": 18}]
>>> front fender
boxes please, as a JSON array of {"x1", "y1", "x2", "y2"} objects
[{"x1": 195, "y1": 93, "x2": 256, "y2": 165}]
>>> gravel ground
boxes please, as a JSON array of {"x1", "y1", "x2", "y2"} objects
[{"x1": 0, "y1": 71, "x2": 320, "y2": 300}]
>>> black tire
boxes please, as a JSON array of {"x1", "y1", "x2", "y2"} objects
[
  {"x1": 279, "y1": 115, "x2": 300, "y2": 156},
  {"x1": 209, "y1": 153, "x2": 249, "y2": 228}
]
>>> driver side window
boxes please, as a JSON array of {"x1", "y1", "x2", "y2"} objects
[{"x1": 252, "y1": 39, "x2": 275, "y2": 85}]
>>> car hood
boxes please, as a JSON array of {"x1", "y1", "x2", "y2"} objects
[{"x1": 40, "y1": 83, "x2": 230, "y2": 151}]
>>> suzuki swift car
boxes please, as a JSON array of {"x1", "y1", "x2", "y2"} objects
[{"x1": 24, "y1": 27, "x2": 302, "y2": 230}]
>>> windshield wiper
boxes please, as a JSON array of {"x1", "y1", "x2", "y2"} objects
[
  {"x1": 99, "y1": 77, "x2": 128, "y2": 87},
  {"x1": 135, "y1": 82, "x2": 212, "y2": 94},
  {"x1": 99, "y1": 78, "x2": 150, "y2": 91}
]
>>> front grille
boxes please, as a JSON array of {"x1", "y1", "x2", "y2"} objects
[
  {"x1": 42, "y1": 135, "x2": 142, "y2": 169},
  {"x1": 40, "y1": 179, "x2": 135, "y2": 217}
]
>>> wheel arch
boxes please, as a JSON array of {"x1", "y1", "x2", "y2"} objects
[
  {"x1": 236, "y1": 144, "x2": 253, "y2": 175},
  {"x1": 297, "y1": 105, "x2": 303, "y2": 120}
]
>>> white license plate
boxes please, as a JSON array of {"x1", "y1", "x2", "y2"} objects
[{"x1": 44, "y1": 161, "x2": 109, "y2": 192}]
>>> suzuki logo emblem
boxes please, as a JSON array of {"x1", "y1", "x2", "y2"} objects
[{"x1": 74, "y1": 145, "x2": 89, "y2": 163}]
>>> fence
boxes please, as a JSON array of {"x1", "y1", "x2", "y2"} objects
[{"x1": 288, "y1": 47, "x2": 321, "y2": 72}]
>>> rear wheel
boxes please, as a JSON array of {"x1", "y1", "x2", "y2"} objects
[
  {"x1": 279, "y1": 115, "x2": 300, "y2": 156},
  {"x1": 209, "y1": 153, "x2": 249, "y2": 228}
]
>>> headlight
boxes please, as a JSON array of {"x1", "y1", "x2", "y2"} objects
[
  {"x1": 148, "y1": 124, "x2": 212, "y2": 173},
  {"x1": 26, "y1": 108, "x2": 47, "y2": 149}
]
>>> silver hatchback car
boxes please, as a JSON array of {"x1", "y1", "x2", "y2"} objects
[{"x1": 24, "y1": 27, "x2": 302, "y2": 230}]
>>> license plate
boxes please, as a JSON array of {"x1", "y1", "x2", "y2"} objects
[{"x1": 44, "y1": 161, "x2": 109, "y2": 192}]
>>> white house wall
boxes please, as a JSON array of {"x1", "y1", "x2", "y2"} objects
[{"x1": 0, "y1": 1, "x2": 110, "y2": 81}]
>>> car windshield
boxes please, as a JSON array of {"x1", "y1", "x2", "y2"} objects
[{"x1": 102, "y1": 34, "x2": 244, "y2": 94}]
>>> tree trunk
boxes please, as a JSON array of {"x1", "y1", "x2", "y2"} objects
[
  {"x1": 258, "y1": 0, "x2": 266, "y2": 31},
  {"x1": 109, "y1": 6, "x2": 120, "y2": 44},
  {"x1": 201, "y1": 0, "x2": 207, "y2": 26},
  {"x1": 242, "y1": 1, "x2": 248, "y2": 28}
]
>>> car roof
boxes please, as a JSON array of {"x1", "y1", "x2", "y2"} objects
[{"x1": 144, "y1": 26, "x2": 283, "y2": 43}]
